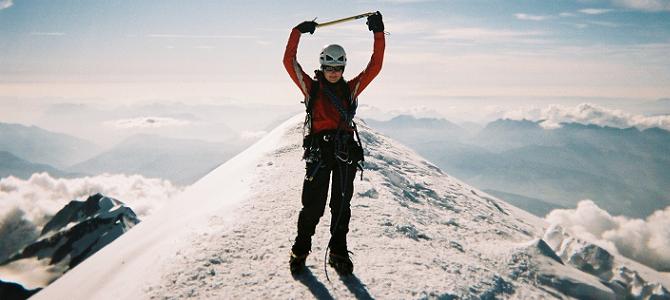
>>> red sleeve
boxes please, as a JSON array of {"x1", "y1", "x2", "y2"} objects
[
  {"x1": 283, "y1": 28, "x2": 313, "y2": 97},
  {"x1": 348, "y1": 32, "x2": 385, "y2": 98}
]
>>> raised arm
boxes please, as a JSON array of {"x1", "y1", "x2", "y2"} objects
[
  {"x1": 349, "y1": 12, "x2": 385, "y2": 98},
  {"x1": 283, "y1": 22, "x2": 317, "y2": 97}
]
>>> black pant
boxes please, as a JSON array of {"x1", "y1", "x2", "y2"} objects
[{"x1": 292, "y1": 135, "x2": 358, "y2": 256}]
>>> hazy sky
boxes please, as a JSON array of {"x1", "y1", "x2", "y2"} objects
[{"x1": 1, "y1": 0, "x2": 669, "y2": 109}]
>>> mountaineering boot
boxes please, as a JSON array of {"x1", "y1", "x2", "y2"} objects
[
  {"x1": 289, "y1": 251, "x2": 308, "y2": 275},
  {"x1": 328, "y1": 251, "x2": 354, "y2": 275}
]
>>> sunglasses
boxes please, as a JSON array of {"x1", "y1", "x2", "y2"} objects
[{"x1": 322, "y1": 65, "x2": 344, "y2": 72}]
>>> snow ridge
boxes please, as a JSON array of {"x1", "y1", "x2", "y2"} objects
[{"x1": 141, "y1": 118, "x2": 550, "y2": 299}]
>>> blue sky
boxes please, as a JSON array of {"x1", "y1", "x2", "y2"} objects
[{"x1": 1, "y1": 0, "x2": 669, "y2": 109}]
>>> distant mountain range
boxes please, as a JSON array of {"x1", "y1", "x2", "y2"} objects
[
  {"x1": 0, "y1": 123, "x2": 100, "y2": 169},
  {"x1": 37, "y1": 102, "x2": 299, "y2": 146},
  {"x1": 483, "y1": 189, "x2": 566, "y2": 217},
  {"x1": 67, "y1": 134, "x2": 246, "y2": 185},
  {"x1": 366, "y1": 115, "x2": 464, "y2": 143},
  {"x1": 0, "y1": 122, "x2": 248, "y2": 185},
  {"x1": 4, "y1": 115, "x2": 668, "y2": 218},
  {"x1": 638, "y1": 98, "x2": 670, "y2": 115},
  {"x1": 367, "y1": 115, "x2": 670, "y2": 218},
  {"x1": 0, "y1": 193, "x2": 139, "y2": 298},
  {"x1": 0, "y1": 151, "x2": 75, "y2": 179}
]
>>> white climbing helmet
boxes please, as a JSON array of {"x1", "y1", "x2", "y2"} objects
[{"x1": 319, "y1": 44, "x2": 347, "y2": 67}]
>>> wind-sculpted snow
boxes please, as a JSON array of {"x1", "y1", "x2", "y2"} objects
[
  {"x1": 546, "y1": 199, "x2": 670, "y2": 272},
  {"x1": 33, "y1": 115, "x2": 670, "y2": 299},
  {"x1": 542, "y1": 224, "x2": 670, "y2": 299},
  {"x1": 508, "y1": 239, "x2": 617, "y2": 299}
]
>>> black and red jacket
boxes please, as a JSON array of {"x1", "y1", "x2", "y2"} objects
[{"x1": 283, "y1": 28, "x2": 385, "y2": 134}]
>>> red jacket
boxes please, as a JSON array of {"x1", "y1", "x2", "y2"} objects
[{"x1": 283, "y1": 28, "x2": 385, "y2": 134}]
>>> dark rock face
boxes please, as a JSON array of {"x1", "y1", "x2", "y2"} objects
[
  {"x1": 40, "y1": 193, "x2": 134, "y2": 235},
  {"x1": 4, "y1": 193, "x2": 140, "y2": 268},
  {"x1": 0, "y1": 280, "x2": 41, "y2": 300},
  {"x1": 0, "y1": 193, "x2": 140, "y2": 293}
]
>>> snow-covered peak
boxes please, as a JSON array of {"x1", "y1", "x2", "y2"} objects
[
  {"x1": 543, "y1": 224, "x2": 670, "y2": 298},
  {"x1": 40, "y1": 193, "x2": 128, "y2": 236},
  {"x1": 33, "y1": 115, "x2": 669, "y2": 299},
  {"x1": 0, "y1": 193, "x2": 139, "y2": 291}
]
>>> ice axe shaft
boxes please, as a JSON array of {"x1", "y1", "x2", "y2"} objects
[{"x1": 316, "y1": 12, "x2": 376, "y2": 28}]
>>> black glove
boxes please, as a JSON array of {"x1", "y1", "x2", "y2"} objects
[
  {"x1": 367, "y1": 11, "x2": 384, "y2": 33},
  {"x1": 295, "y1": 21, "x2": 317, "y2": 34}
]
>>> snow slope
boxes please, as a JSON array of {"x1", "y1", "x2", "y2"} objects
[{"x1": 34, "y1": 115, "x2": 669, "y2": 299}]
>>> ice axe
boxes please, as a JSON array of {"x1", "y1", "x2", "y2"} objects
[{"x1": 315, "y1": 12, "x2": 376, "y2": 28}]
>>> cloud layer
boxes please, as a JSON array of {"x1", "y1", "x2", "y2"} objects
[
  {"x1": 579, "y1": 8, "x2": 614, "y2": 15},
  {"x1": 0, "y1": 0, "x2": 12, "y2": 10},
  {"x1": 430, "y1": 27, "x2": 544, "y2": 43},
  {"x1": 29, "y1": 32, "x2": 66, "y2": 36},
  {"x1": 105, "y1": 117, "x2": 191, "y2": 129},
  {"x1": 612, "y1": 0, "x2": 670, "y2": 11},
  {"x1": 0, "y1": 172, "x2": 182, "y2": 226},
  {"x1": 503, "y1": 103, "x2": 670, "y2": 131},
  {"x1": 515, "y1": 7, "x2": 614, "y2": 23},
  {"x1": 545, "y1": 200, "x2": 670, "y2": 271},
  {"x1": 357, "y1": 104, "x2": 445, "y2": 121},
  {"x1": 0, "y1": 172, "x2": 183, "y2": 260},
  {"x1": 514, "y1": 13, "x2": 552, "y2": 21}
]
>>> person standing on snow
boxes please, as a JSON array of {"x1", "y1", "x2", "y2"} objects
[{"x1": 283, "y1": 12, "x2": 385, "y2": 275}]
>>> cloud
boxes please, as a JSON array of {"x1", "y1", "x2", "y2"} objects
[
  {"x1": 517, "y1": 10, "x2": 616, "y2": 21},
  {"x1": 381, "y1": 20, "x2": 433, "y2": 35},
  {"x1": 0, "y1": 172, "x2": 182, "y2": 222},
  {"x1": 105, "y1": 117, "x2": 191, "y2": 129},
  {"x1": 545, "y1": 200, "x2": 670, "y2": 271},
  {"x1": 147, "y1": 34, "x2": 257, "y2": 39},
  {"x1": 587, "y1": 20, "x2": 620, "y2": 27},
  {"x1": 0, "y1": 0, "x2": 12, "y2": 10},
  {"x1": 29, "y1": 32, "x2": 66, "y2": 36},
  {"x1": 375, "y1": 0, "x2": 433, "y2": 2},
  {"x1": 429, "y1": 27, "x2": 545, "y2": 43},
  {"x1": 579, "y1": 8, "x2": 615, "y2": 14},
  {"x1": 611, "y1": 0, "x2": 670, "y2": 11},
  {"x1": 0, "y1": 207, "x2": 39, "y2": 261},
  {"x1": 0, "y1": 173, "x2": 183, "y2": 259},
  {"x1": 503, "y1": 103, "x2": 670, "y2": 131},
  {"x1": 515, "y1": 13, "x2": 552, "y2": 21},
  {"x1": 357, "y1": 104, "x2": 445, "y2": 120}
]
